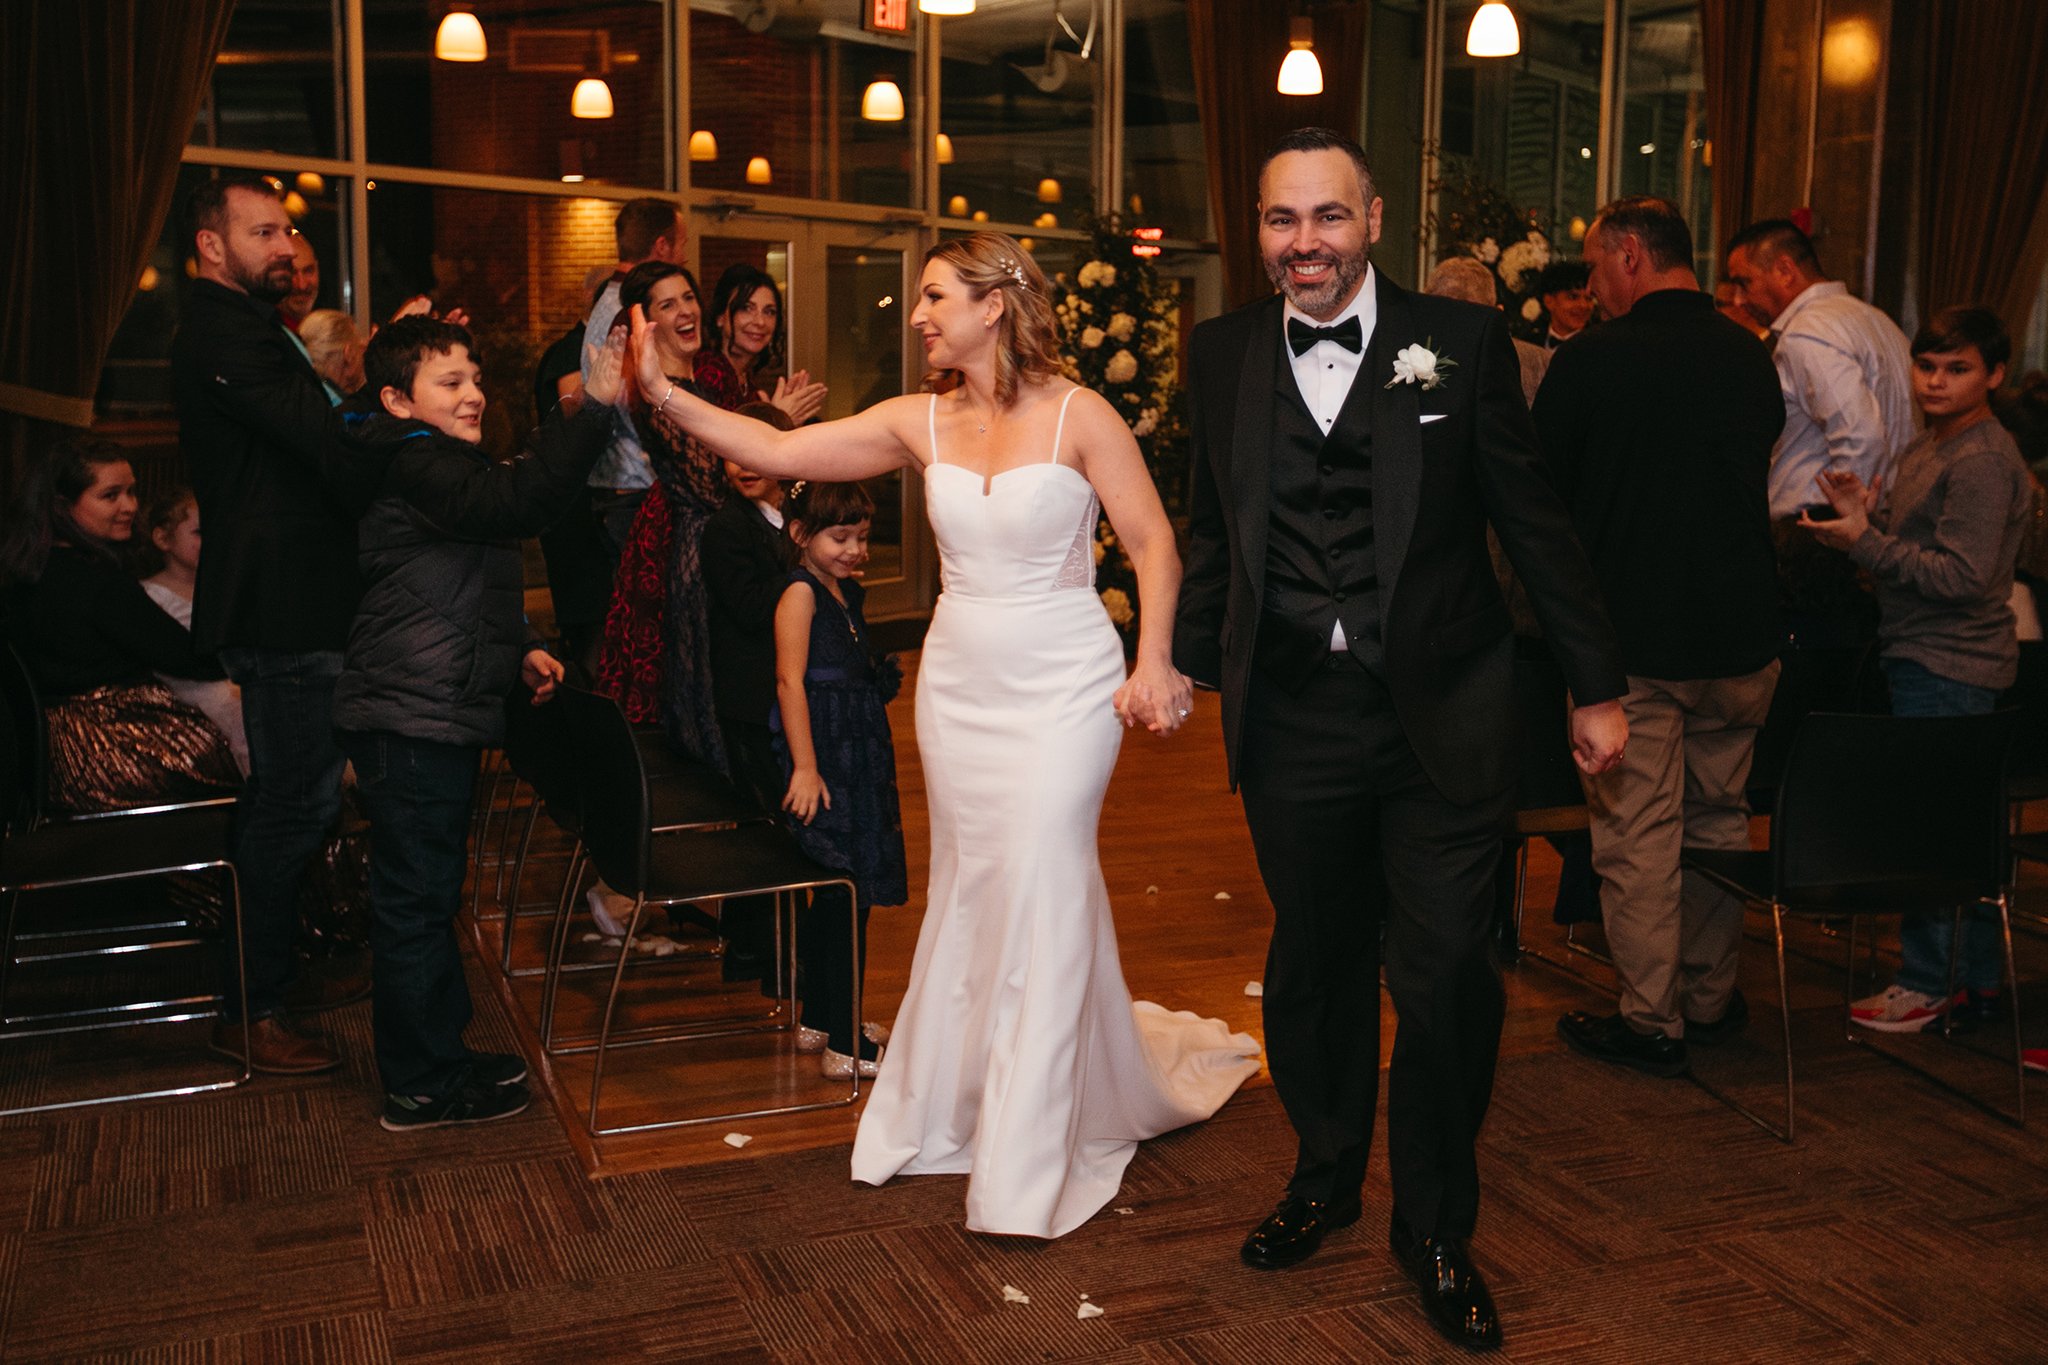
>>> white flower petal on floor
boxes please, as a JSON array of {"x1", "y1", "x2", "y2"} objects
[
  {"x1": 1245, "y1": 982, "x2": 1264, "y2": 997},
  {"x1": 1077, "y1": 1302, "x2": 1105, "y2": 1320},
  {"x1": 722, "y1": 1133, "x2": 752, "y2": 1148},
  {"x1": 1214, "y1": 891, "x2": 1231, "y2": 900},
  {"x1": 1001, "y1": 1284, "x2": 1031, "y2": 1305}
]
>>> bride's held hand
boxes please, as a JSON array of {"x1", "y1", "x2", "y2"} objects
[{"x1": 1115, "y1": 660, "x2": 1195, "y2": 737}]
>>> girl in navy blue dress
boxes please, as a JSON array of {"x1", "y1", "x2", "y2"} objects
[{"x1": 773, "y1": 480, "x2": 908, "y2": 1078}]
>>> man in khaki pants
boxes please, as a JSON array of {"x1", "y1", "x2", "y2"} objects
[{"x1": 1532, "y1": 196, "x2": 1787, "y2": 1077}]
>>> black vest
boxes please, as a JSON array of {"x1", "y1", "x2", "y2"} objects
[{"x1": 1259, "y1": 340, "x2": 1385, "y2": 692}]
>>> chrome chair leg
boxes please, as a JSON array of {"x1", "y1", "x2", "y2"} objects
[{"x1": 587, "y1": 893, "x2": 648, "y2": 1134}]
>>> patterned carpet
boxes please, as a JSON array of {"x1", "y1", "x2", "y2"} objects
[{"x1": 2, "y1": 950, "x2": 2045, "y2": 1363}]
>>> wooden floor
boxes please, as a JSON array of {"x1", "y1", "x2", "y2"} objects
[{"x1": 468, "y1": 649, "x2": 1953, "y2": 1179}]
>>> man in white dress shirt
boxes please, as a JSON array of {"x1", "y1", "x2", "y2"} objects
[{"x1": 1723, "y1": 220, "x2": 1916, "y2": 520}]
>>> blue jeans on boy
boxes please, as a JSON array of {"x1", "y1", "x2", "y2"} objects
[
  {"x1": 339, "y1": 729, "x2": 480, "y2": 1097},
  {"x1": 1883, "y1": 657, "x2": 2004, "y2": 995},
  {"x1": 219, "y1": 648, "x2": 348, "y2": 1020}
]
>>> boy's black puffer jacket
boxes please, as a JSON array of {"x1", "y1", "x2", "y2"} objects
[{"x1": 331, "y1": 400, "x2": 611, "y2": 746}]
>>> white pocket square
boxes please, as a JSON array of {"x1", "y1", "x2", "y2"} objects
[{"x1": 1419, "y1": 413, "x2": 1448, "y2": 425}]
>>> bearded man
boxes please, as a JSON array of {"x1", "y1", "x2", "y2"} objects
[
  {"x1": 1172, "y1": 127, "x2": 1628, "y2": 1352},
  {"x1": 171, "y1": 173, "x2": 359, "y2": 1078}
]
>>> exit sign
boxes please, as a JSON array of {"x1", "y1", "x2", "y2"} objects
[{"x1": 864, "y1": 0, "x2": 910, "y2": 34}]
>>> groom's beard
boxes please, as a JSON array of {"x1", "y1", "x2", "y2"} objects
[{"x1": 1265, "y1": 249, "x2": 1368, "y2": 319}]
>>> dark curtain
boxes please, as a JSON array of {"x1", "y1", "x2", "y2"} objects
[
  {"x1": 1917, "y1": 0, "x2": 2048, "y2": 324},
  {"x1": 1698, "y1": 0, "x2": 1764, "y2": 250},
  {"x1": 1188, "y1": 1, "x2": 1369, "y2": 312},
  {"x1": 0, "y1": 1, "x2": 237, "y2": 488}
]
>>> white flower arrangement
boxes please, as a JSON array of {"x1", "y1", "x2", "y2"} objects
[
  {"x1": 1521, "y1": 297, "x2": 1543, "y2": 322},
  {"x1": 1473, "y1": 236, "x2": 1501, "y2": 265},
  {"x1": 1100, "y1": 587, "x2": 1134, "y2": 627},
  {"x1": 1080, "y1": 326, "x2": 1106, "y2": 350},
  {"x1": 1497, "y1": 238, "x2": 1551, "y2": 293},
  {"x1": 1106, "y1": 312, "x2": 1136, "y2": 341},
  {"x1": 1105, "y1": 349, "x2": 1138, "y2": 384},
  {"x1": 1131, "y1": 407, "x2": 1158, "y2": 438}
]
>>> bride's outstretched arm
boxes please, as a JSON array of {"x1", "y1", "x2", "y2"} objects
[
  {"x1": 626, "y1": 305, "x2": 920, "y2": 482},
  {"x1": 1069, "y1": 388, "x2": 1196, "y2": 737}
]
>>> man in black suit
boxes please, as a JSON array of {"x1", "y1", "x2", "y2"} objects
[
  {"x1": 171, "y1": 174, "x2": 358, "y2": 1077},
  {"x1": 1173, "y1": 128, "x2": 1628, "y2": 1352}
]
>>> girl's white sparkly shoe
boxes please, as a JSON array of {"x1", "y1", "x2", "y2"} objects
[
  {"x1": 820, "y1": 1046, "x2": 882, "y2": 1080},
  {"x1": 797, "y1": 1022, "x2": 891, "y2": 1054}
]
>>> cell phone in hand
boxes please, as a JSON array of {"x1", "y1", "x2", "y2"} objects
[{"x1": 1802, "y1": 503, "x2": 1842, "y2": 522}]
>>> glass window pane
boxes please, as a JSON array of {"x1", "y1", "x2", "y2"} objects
[
  {"x1": 1367, "y1": 0, "x2": 1430, "y2": 287},
  {"x1": 938, "y1": 0, "x2": 1093, "y2": 229},
  {"x1": 688, "y1": 4, "x2": 915, "y2": 209},
  {"x1": 1432, "y1": 1, "x2": 1611, "y2": 321},
  {"x1": 1123, "y1": 0, "x2": 1208, "y2": 241},
  {"x1": 98, "y1": 163, "x2": 350, "y2": 420},
  {"x1": 368, "y1": 183, "x2": 620, "y2": 447},
  {"x1": 193, "y1": 0, "x2": 343, "y2": 158},
  {"x1": 1618, "y1": 2, "x2": 1712, "y2": 275},
  {"x1": 824, "y1": 245, "x2": 906, "y2": 581},
  {"x1": 363, "y1": 0, "x2": 669, "y2": 187}
]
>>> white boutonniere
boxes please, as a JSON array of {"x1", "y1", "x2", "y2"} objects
[{"x1": 1386, "y1": 340, "x2": 1455, "y2": 392}]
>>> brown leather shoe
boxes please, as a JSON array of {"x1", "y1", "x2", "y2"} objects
[{"x1": 210, "y1": 1015, "x2": 341, "y2": 1075}]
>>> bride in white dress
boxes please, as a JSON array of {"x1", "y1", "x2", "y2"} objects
[{"x1": 629, "y1": 232, "x2": 1259, "y2": 1238}]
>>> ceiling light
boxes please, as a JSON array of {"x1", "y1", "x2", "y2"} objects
[
  {"x1": 1034, "y1": 211, "x2": 1057, "y2": 229},
  {"x1": 1638, "y1": 142, "x2": 1656, "y2": 155},
  {"x1": 1277, "y1": 17, "x2": 1323, "y2": 96},
  {"x1": 947, "y1": 195, "x2": 969, "y2": 217},
  {"x1": 561, "y1": 174, "x2": 585, "y2": 183},
  {"x1": 971, "y1": 210, "x2": 989, "y2": 222},
  {"x1": 296, "y1": 171, "x2": 324, "y2": 195},
  {"x1": 282, "y1": 191, "x2": 309, "y2": 218},
  {"x1": 935, "y1": 133, "x2": 955, "y2": 165},
  {"x1": 689, "y1": 130, "x2": 718, "y2": 162},
  {"x1": 746, "y1": 157, "x2": 772, "y2": 185},
  {"x1": 861, "y1": 77, "x2": 905, "y2": 122},
  {"x1": 1037, "y1": 177, "x2": 1062, "y2": 204},
  {"x1": 919, "y1": 0, "x2": 975, "y2": 13},
  {"x1": 138, "y1": 265, "x2": 160, "y2": 292},
  {"x1": 571, "y1": 77, "x2": 614, "y2": 119},
  {"x1": 434, "y1": 8, "x2": 487, "y2": 62},
  {"x1": 1466, "y1": 3, "x2": 1521, "y2": 58}
]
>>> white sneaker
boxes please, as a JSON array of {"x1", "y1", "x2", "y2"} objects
[
  {"x1": 1849, "y1": 984, "x2": 1949, "y2": 1033},
  {"x1": 585, "y1": 884, "x2": 636, "y2": 938}
]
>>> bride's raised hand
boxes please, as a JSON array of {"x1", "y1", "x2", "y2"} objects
[{"x1": 625, "y1": 304, "x2": 669, "y2": 406}]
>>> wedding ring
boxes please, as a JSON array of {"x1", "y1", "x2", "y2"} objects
[{"x1": 1177, "y1": 707, "x2": 1190, "y2": 718}]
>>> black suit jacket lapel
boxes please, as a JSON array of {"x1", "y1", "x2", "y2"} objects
[
  {"x1": 1228, "y1": 295, "x2": 1286, "y2": 600},
  {"x1": 1371, "y1": 272, "x2": 1422, "y2": 614}
]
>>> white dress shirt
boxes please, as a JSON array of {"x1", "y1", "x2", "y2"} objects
[
  {"x1": 1765, "y1": 280, "x2": 1918, "y2": 519},
  {"x1": 756, "y1": 498, "x2": 785, "y2": 530},
  {"x1": 1281, "y1": 266, "x2": 1378, "y2": 648}
]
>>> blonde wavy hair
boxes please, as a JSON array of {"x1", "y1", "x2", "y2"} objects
[{"x1": 920, "y1": 232, "x2": 1063, "y2": 407}]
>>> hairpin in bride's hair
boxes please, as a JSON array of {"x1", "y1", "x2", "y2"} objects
[
  {"x1": 788, "y1": 479, "x2": 808, "y2": 500},
  {"x1": 996, "y1": 257, "x2": 1028, "y2": 288}
]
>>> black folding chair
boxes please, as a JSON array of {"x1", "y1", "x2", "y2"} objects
[
  {"x1": 537, "y1": 686, "x2": 862, "y2": 1136},
  {"x1": 1683, "y1": 710, "x2": 2025, "y2": 1143},
  {"x1": 496, "y1": 689, "x2": 767, "y2": 977},
  {"x1": 0, "y1": 657, "x2": 248, "y2": 1116}
]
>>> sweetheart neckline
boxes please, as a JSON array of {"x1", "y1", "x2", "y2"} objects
[{"x1": 925, "y1": 460, "x2": 1093, "y2": 498}]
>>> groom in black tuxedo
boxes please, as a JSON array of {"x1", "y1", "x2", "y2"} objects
[{"x1": 1173, "y1": 128, "x2": 1628, "y2": 1352}]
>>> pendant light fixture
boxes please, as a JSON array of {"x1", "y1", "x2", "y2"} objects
[
  {"x1": 688, "y1": 130, "x2": 718, "y2": 162},
  {"x1": 571, "y1": 77, "x2": 614, "y2": 119},
  {"x1": 1466, "y1": 2, "x2": 1521, "y2": 58},
  {"x1": 1276, "y1": 16, "x2": 1323, "y2": 96},
  {"x1": 745, "y1": 157, "x2": 772, "y2": 185},
  {"x1": 919, "y1": 0, "x2": 975, "y2": 13},
  {"x1": 861, "y1": 76, "x2": 906, "y2": 122},
  {"x1": 935, "y1": 133, "x2": 955, "y2": 165},
  {"x1": 1037, "y1": 177, "x2": 1063, "y2": 204},
  {"x1": 434, "y1": 7, "x2": 487, "y2": 62}
]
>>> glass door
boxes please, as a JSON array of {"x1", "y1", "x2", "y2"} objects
[{"x1": 691, "y1": 214, "x2": 929, "y2": 618}]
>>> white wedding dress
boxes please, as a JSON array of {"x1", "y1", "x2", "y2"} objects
[{"x1": 849, "y1": 390, "x2": 1260, "y2": 1239}]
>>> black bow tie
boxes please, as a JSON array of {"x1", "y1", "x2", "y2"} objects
[{"x1": 1288, "y1": 315, "x2": 1363, "y2": 356}]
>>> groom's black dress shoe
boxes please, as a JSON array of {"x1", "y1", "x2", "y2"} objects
[
  {"x1": 1390, "y1": 1215, "x2": 1502, "y2": 1352},
  {"x1": 1557, "y1": 1009, "x2": 1689, "y2": 1078},
  {"x1": 1239, "y1": 1193, "x2": 1361, "y2": 1269}
]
